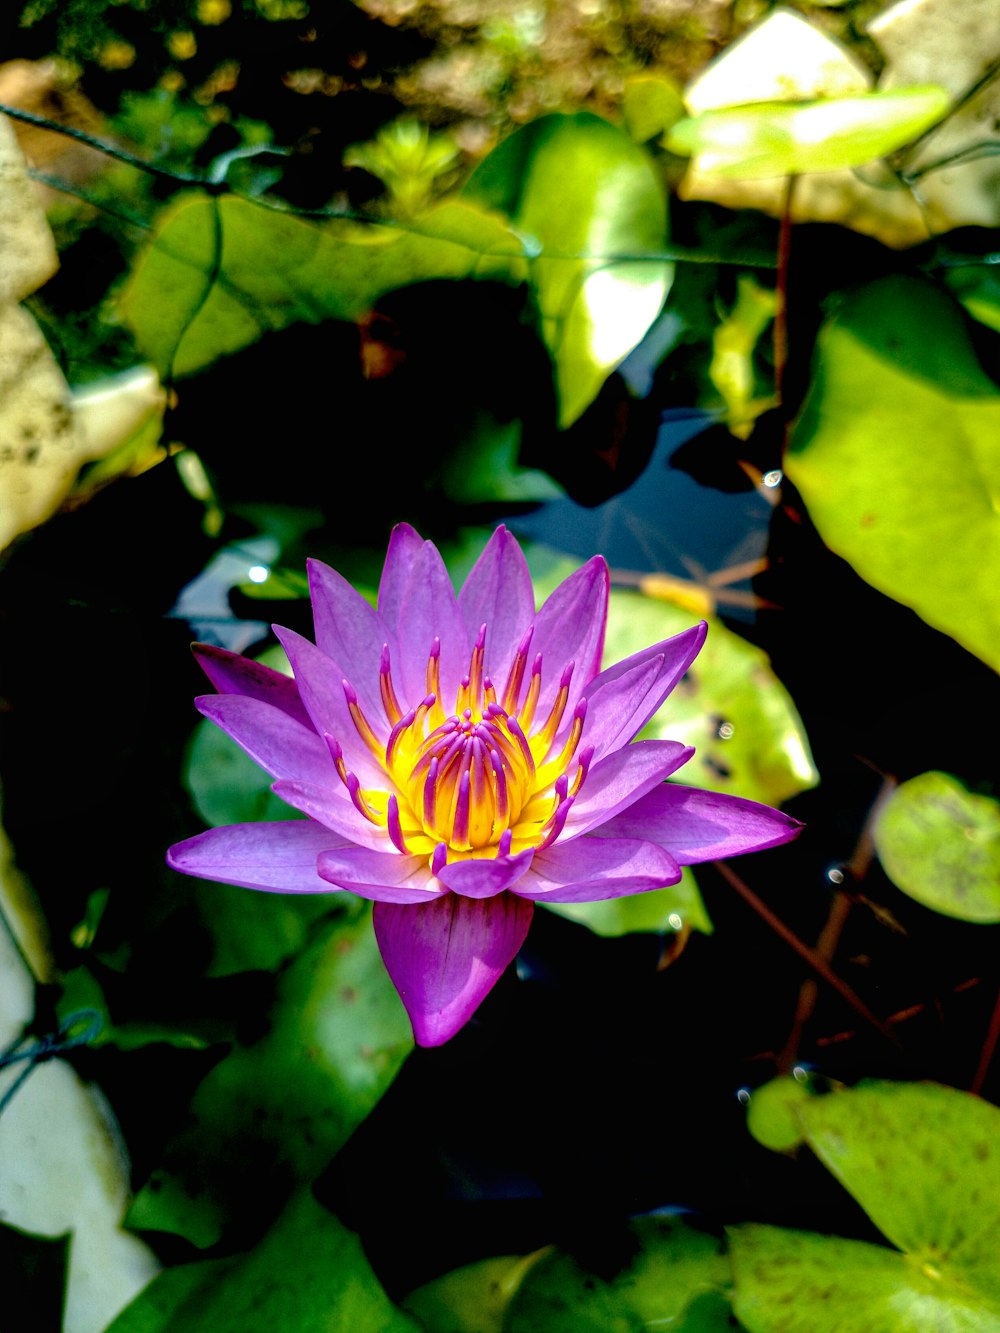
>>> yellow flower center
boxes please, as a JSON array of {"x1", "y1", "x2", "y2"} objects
[{"x1": 330, "y1": 625, "x2": 588, "y2": 864}]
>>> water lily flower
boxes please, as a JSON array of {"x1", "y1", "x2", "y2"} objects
[{"x1": 168, "y1": 526, "x2": 801, "y2": 1045}]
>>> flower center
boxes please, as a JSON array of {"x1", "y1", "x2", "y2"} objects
[{"x1": 328, "y1": 623, "x2": 590, "y2": 863}]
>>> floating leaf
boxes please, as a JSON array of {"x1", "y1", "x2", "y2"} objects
[
  {"x1": 799, "y1": 1080, "x2": 1000, "y2": 1309},
  {"x1": 465, "y1": 112, "x2": 671, "y2": 426},
  {"x1": 873, "y1": 772, "x2": 1000, "y2": 923},
  {"x1": 622, "y1": 73, "x2": 686, "y2": 143},
  {"x1": 785, "y1": 276, "x2": 1000, "y2": 673},
  {"x1": 708, "y1": 274, "x2": 777, "y2": 439},
  {"x1": 604, "y1": 589, "x2": 817, "y2": 808},
  {"x1": 729, "y1": 1224, "x2": 1000, "y2": 1333},
  {"x1": 403, "y1": 1252, "x2": 545, "y2": 1333},
  {"x1": 505, "y1": 1215, "x2": 731, "y2": 1332},
  {"x1": 667, "y1": 86, "x2": 949, "y2": 179},
  {"x1": 109, "y1": 1192, "x2": 419, "y2": 1333},
  {"x1": 120, "y1": 195, "x2": 525, "y2": 378},
  {"x1": 744, "y1": 1074, "x2": 814, "y2": 1153}
]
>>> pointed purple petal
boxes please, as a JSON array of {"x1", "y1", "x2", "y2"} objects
[
  {"x1": 457, "y1": 526, "x2": 535, "y2": 689},
  {"x1": 273, "y1": 626, "x2": 387, "y2": 786},
  {"x1": 307, "y1": 558, "x2": 389, "y2": 720},
  {"x1": 532, "y1": 556, "x2": 609, "y2": 717},
  {"x1": 598, "y1": 784, "x2": 803, "y2": 863},
  {"x1": 316, "y1": 845, "x2": 446, "y2": 903},
  {"x1": 562, "y1": 739, "x2": 694, "y2": 838},
  {"x1": 513, "y1": 836, "x2": 681, "y2": 901},
  {"x1": 435, "y1": 847, "x2": 534, "y2": 898},
  {"x1": 166, "y1": 820, "x2": 346, "y2": 893},
  {"x1": 195, "y1": 694, "x2": 332, "y2": 784},
  {"x1": 373, "y1": 892, "x2": 533, "y2": 1046},
  {"x1": 378, "y1": 523, "x2": 425, "y2": 629},
  {"x1": 272, "y1": 779, "x2": 391, "y2": 852},
  {"x1": 192, "y1": 643, "x2": 312, "y2": 727},
  {"x1": 581, "y1": 622, "x2": 707, "y2": 759},
  {"x1": 392, "y1": 537, "x2": 470, "y2": 710}
]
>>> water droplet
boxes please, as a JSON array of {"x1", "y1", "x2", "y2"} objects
[
  {"x1": 826, "y1": 865, "x2": 845, "y2": 885},
  {"x1": 737, "y1": 1088, "x2": 751, "y2": 1106},
  {"x1": 668, "y1": 912, "x2": 683, "y2": 931},
  {"x1": 247, "y1": 565, "x2": 269, "y2": 584},
  {"x1": 792, "y1": 1066, "x2": 809, "y2": 1083},
  {"x1": 716, "y1": 720, "x2": 735, "y2": 741},
  {"x1": 763, "y1": 469, "x2": 783, "y2": 488}
]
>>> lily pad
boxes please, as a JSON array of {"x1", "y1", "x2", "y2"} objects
[
  {"x1": 505, "y1": 1215, "x2": 731, "y2": 1332},
  {"x1": 465, "y1": 112, "x2": 671, "y2": 426},
  {"x1": 873, "y1": 772, "x2": 1000, "y2": 923},
  {"x1": 402, "y1": 1252, "x2": 545, "y2": 1333},
  {"x1": 745, "y1": 1073, "x2": 815, "y2": 1153},
  {"x1": 109, "y1": 1191, "x2": 419, "y2": 1333},
  {"x1": 785, "y1": 276, "x2": 1000, "y2": 673},
  {"x1": 798, "y1": 1080, "x2": 1000, "y2": 1309},
  {"x1": 604, "y1": 589, "x2": 817, "y2": 809},
  {"x1": 121, "y1": 195, "x2": 525, "y2": 379},
  {"x1": 729, "y1": 1224, "x2": 1000, "y2": 1333},
  {"x1": 666, "y1": 86, "x2": 949, "y2": 179}
]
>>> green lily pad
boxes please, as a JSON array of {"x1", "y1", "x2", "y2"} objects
[
  {"x1": 465, "y1": 112, "x2": 671, "y2": 426},
  {"x1": 402, "y1": 1252, "x2": 545, "y2": 1333},
  {"x1": 785, "y1": 275, "x2": 1000, "y2": 673},
  {"x1": 745, "y1": 1073, "x2": 816, "y2": 1153},
  {"x1": 604, "y1": 589, "x2": 818, "y2": 809},
  {"x1": 666, "y1": 86, "x2": 949, "y2": 179},
  {"x1": 873, "y1": 772, "x2": 1000, "y2": 923},
  {"x1": 505, "y1": 1215, "x2": 732, "y2": 1332},
  {"x1": 798, "y1": 1080, "x2": 1000, "y2": 1309},
  {"x1": 127, "y1": 912, "x2": 411, "y2": 1247},
  {"x1": 622, "y1": 73, "x2": 686, "y2": 144},
  {"x1": 109, "y1": 1191, "x2": 419, "y2": 1333},
  {"x1": 544, "y1": 867, "x2": 713, "y2": 938},
  {"x1": 729, "y1": 1224, "x2": 1000, "y2": 1333},
  {"x1": 121, "y1": 195, "x2": 525, "y2": 378}
]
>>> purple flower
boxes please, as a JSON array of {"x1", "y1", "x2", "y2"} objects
[{"x1": 168, "y1": 526, "x2": 801, "y2": 1045}]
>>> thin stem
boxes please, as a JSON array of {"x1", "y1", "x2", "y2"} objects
[
  {"x1": 712, "y1": 858, "x2": 901, "y2": 1049},
  {"x1": 971, "y1": 984, "x2": 1000, "y2": 1096}
]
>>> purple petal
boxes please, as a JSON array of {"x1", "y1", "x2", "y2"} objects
[
  {"x1": 598, "y1": 783, "x2": 803, "y2": 863},
  {"x1": 457, "y1": 526, "x2": 535, "y2": 688},
  {"x1": 581, "y1": 623, "x2": 707, "y2": 759},
  {"x1": 272, "y1": 778, "x2": 390, "y2": 852},
  {"x1": 307, "y1": 558, "x2": 389, "y2": 720},
  {"x1": 166, "y1": 820, "x2": 346, "y2": 893},
  {"x1": 562, "y1": 739, "x2": 694, "y2": 838},
  {"x1": 513, "y1": 836, "x2": 681, "y2": 901},
  {"x1": 435, "y1": 847, "x2": 534, "y2": 898},
  {"x1": 192, "y1": 643, "x2": 312, "y2": 727},
  {"x1": 532, "y1": 557, "x2": 609, "y2": 717},
  {"x1": 392, "y1": 536, "x2": 470, "y2": 710},
  {"x1": 273, "y1": 626, "x2": 386, "y2": 786},
  {"x1": 377, "y1": 523, "x2": 425, "y2": 629},
  {"x1": 317, "y1": 845, "x2": 446, "y2": 903},
  {"x1": 195, "y1": 694, "x2": 332, "y2": 784},
  {"x1": 373, "y1": 892, "x2": 533, "y2": 1046}
]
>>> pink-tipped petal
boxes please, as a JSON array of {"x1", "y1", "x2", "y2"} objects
[
  {"x1": 316, "y1": 846, "x2": 447, "y2": 903},
  {"x1": 597, "y1": 784, "x2": 803, "y2": 863},
  {"x1": 581, "y1": 622, "x2": 707, "y2": 759},
  {"x1": 434, "y1": 847, "x2": 534, "y2": 898},
  {"x1": 561, "y1": 739, "x2": 695, "y2": 838},
  {"x1": 532, "y1": 557, "x2": 609, "y2": 717},
  {"x1": 273, "y1": 626, "x2": 386, "y2": 785},
  {"x1": 272, "y1": 779, "x2": 391, "y2": 851},
  {"x1": 307, "y1": 558, "x2": 390, "y2": 719},
  {"x1": 166, "y1": 820, "x2": 346, "y2": 893},
  {"x1": 514, "y1": 836, "x2": 681, "y2": 901},
  {"x1": 373, "y1": 892, "x2": 534, "y2": 1046},
  {"x1": 457, "y1": 526, "x2": 535, "y2": 687},
  {"x1": 195, "y1": 693, "x2": 332, "y2": 784},
  {"x1": 192, "y1": 643, "x2": 312, "y2": 727}
]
